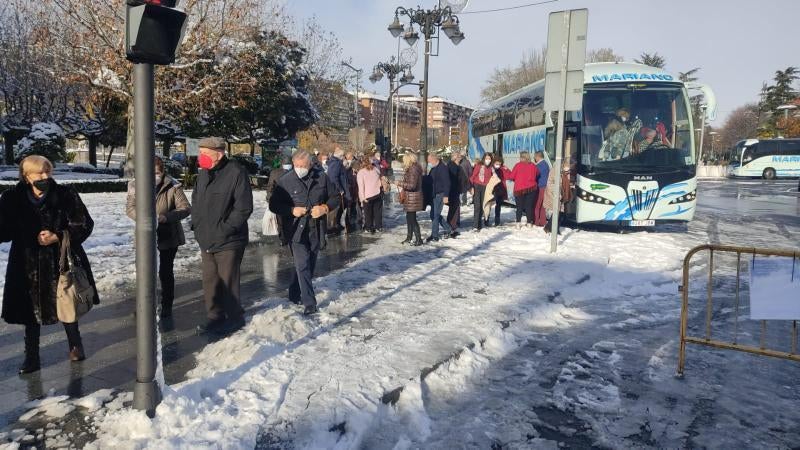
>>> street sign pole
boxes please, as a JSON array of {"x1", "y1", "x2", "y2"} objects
[
  {"x1": 544, "y1": 9, "x2": 587, "y2": 253},
  {"x1": 132, "y1": 62, "x2": 160, "y2": 416}
]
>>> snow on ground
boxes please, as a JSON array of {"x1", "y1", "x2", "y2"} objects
[
  {"x1": 66, "y1": 206, "x2": 694, "y2": 449},
  {"x1": 4, "y1": 180, "x2": 799, "y2": 448},
  {"x1": 0, "y1": 191, "x2": 269, "y2": 309}
]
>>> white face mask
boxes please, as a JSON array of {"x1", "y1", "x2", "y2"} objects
[
  {"x1": 484, "y1": 159, "x2": 492, "y2": 166},
  {"x1": 295, "y1": 167, "x2": 309, "y2": 178},
  {"x1": 343, "y1": 160, "x2": 352, "y2": 168},
  {"x1": 154, "y1": 174, "x2": 163, "y2": 185}
]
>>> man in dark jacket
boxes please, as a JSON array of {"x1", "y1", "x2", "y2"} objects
[
  {"x1": 326, "y1": 147, "x2": 351, "y2": 233},
  {"x1": 266, "y1": 155, "x2": 292, "y2": 245},
  {"x1": 192, "y1": 137, "x2": 253, "y2": 334},
  {"x1": 270, "y1": 150, "x2": 340, "y2": 315},
  {"x1": 427, "y1": 153, "x2": 452, "y2": 242},
  {"x1": 457, "y1": 151, "x2": 473, "y2": 205},
  {"x1": 446, "y1": 154, "x2": 465, "y2": 237}
]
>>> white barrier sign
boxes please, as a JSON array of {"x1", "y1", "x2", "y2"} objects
[{"x1": 749, "y1": 257, "x2": 800, "y2": 320}]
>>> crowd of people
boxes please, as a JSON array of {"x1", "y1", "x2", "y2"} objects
[{"x1": 0, "y1": 137, "x2": 568, "y2": 376}]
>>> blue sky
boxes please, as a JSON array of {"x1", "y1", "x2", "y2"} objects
[{"x1": 286, "y1": 0, "x2": 800, "y2": 124}]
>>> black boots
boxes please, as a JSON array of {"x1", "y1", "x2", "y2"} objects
[{"x1": 19, "y1": 325, "x2": 41, "y2": 375}]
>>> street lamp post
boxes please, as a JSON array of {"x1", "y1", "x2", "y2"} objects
[
  {"x1": 341, "y1": 62, "x2": 363, "y2": 131},
  {"x1": 388, "y1": 5, "x2": 464, "y2": 164},
  {"x1": 369, "y1": 56, "x2": 414, "y2": 153}
]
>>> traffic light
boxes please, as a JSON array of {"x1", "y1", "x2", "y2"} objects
[{"x1": 126, "y1": 1, "x2": 187, "y2": 65}]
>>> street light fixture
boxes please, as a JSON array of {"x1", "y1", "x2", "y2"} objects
[
  {"x1": 388, "y1": 4, "x2": 465, "y2": 162},
  {"x1": 341, "y1": 62, "x2": 363, "y2": 129},
  {"x1": 370, "y1": 56, "x2": 415, "y2": 153},
  {"x1": 388, "y1": 16, "x2": 405, "y2": 38}
]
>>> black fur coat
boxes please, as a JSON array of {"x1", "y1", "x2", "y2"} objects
[{"x1": 0, "y1": 181, "x2": 99, "y2": 325}]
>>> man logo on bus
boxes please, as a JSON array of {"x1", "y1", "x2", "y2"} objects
[
  {"x1": 773, "y1": 155, "x2": 800, "y2": 163},
  {"x1": 591, "y1": 73, "x2": 675, "y2": 83}
]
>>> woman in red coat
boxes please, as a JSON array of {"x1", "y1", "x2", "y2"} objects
[{"x1": 503, "y1": 151, "x2": 539, "y2": 225}]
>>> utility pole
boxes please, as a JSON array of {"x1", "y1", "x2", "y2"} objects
[
  {"x1": 125, "y1": 0, "x2": 186, "y2": 416},
  {"x1": 544, "y1": 9, "x2": 587, "y2": 253}
]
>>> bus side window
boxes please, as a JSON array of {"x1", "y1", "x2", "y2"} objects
[{"x1": 780, "y1": 140, "x2": 800, "y2": 155}]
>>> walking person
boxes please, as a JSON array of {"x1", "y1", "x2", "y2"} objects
[
  {"x1": 489, "y1": 157, "x2": 510, "y2": 226},
  {"x1": 126, "y1": 156, "x2": 191, "y2": 319},
  {"x1": 504, "y1": 151, "x2": 539, "y2": 226},
  {"x1": 192, "y1": 137, "x2": 253, "y2": 335},
  {"x1": 345, "y1": 159, "x2": 361, "y2": 233},
  {"x1": 470, "y1": 153, "x2": 494, "y2": 231},
  {"x1": 427, "y1": 153, "x2": 452, "y2": 242},
  {"x1": 270, "y1": 150, "x2": 340, "y2": 315},
  {"x1": 265, "y1": 155, "x2": 292, "y2": 244},
  {"x1": 534, "y1": 151, "x2": 550, "y2": 227},
  {"x1": 397, "y1": 153, "x2": 424, "y2": 246},
  {"x1": 544, "y1": 162, "x2": 574, "y2": 235},
  {"x1": 457, "y1": 151, "x2": 473, "y2": 206},
  {"x1": 1, "y1": 155, "x2": 99, "y2": 373},
  {"x1": 326, "y1": 147, "x2": 351, "y2": 234},
  {"x1": 357, "y1": 156, "x2": 384, "y2": 234},
  {"x1": 446, "y1": 153, "x2": 466, "y2": 237}
]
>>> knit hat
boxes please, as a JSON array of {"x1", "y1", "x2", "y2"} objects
[{"x1": 198, "y1": 136, "x2": 226, "y2": 151}]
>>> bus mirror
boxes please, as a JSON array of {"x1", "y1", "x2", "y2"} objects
[{"x1": 687, "y1": 83, "x2": 717, "y2": 122}]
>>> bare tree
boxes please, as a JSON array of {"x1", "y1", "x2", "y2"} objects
[
  {"x1": 347, "y1": 127, "x2": 369, "y2": 153},
  {"x1": 23, "y1": 0, "x2": 283, "y2": 174},
  {"x1": 718, "y1": 103, "x2": 760, "y2": 151}
]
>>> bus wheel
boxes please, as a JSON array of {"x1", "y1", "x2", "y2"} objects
[{"x1": 762, "y1": 168, "x2": 776, "y2": 180}]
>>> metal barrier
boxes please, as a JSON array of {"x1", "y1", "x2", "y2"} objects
[{"x1": 678, "y1": 244, "x2": 800, "y2": 376}]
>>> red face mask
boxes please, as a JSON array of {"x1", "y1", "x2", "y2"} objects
[{"x1": 198, "y1": 154, "x2": 214, "y2": 170}]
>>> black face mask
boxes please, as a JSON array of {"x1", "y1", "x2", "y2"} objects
[{"x1": 32, "y1": 178, "x2": 53, "y2": 194}]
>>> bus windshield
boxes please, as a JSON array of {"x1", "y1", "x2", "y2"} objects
[{"x1": 580, "y1": 84, "x2": 694, "y2": 173}]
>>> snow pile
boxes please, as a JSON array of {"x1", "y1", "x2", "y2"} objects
[{"x1": 75, "y1": 219, "x2": 690, "y2": 448}]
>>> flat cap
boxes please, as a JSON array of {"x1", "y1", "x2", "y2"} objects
[{"x1": 198, "y1": 136, "x2": 226, "y2": 151}]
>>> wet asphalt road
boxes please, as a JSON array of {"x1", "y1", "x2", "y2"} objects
[{"x1": 0, "y1": 233, "x2": 377, "y2": 429}]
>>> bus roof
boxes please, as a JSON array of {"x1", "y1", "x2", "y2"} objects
[{"x1": 476, "y1": 62, "x2": 681, "y2": 115}]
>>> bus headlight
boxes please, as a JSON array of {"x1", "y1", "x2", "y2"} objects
[
  {"x1": 576, "y1": 187, "x2": 615, "y2": 206},
  {"x1": 669, "y1": 190, "x2": 696, "y2": 205}
]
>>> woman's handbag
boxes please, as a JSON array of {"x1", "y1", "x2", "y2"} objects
[
  {"x1": 56, "y1": 231, "x2": 94, "y2": 323},
  {"x1": 399, "y1": 190, "x2": 408, "y2": 205}
]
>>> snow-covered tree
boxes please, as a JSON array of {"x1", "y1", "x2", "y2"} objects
[{"x1": 14, "y1": 122, "x2": 67, "y2": 162}]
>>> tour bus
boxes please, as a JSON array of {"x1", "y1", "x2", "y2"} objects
[
  {"x1": 468, "y1": 62, "x2": 716, "y2": 227},
  {"x1": 729, "y1": 138, "x2": 800, "y2": 179}
]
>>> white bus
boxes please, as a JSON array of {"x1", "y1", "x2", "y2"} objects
[
  {"x1": 729, "y1": 138, "x2": 800, "y2": 179},
  {"x1": 468, "y1": 62, "x2": 716, "y2": 227}
]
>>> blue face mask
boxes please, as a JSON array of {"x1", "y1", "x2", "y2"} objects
[{"x1": 427, "y1": 163, "x2": 434, "y2": 169}]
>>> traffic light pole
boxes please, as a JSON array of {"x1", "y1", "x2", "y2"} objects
[{"x1": 132, "y1": 62, "x2": 160, "y2": 415}]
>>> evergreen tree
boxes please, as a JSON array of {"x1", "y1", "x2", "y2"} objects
[{"x1": 635, "y1": 52, "x2": 666, "y2": 69}]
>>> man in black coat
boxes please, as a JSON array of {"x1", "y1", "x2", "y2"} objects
[
  {"x1": 427, "y1": 153, "x2": 452, "y2": 242},
  {"x1": 326, "y1": 147, "x2": 351, "y2": 233},
  {"x1": 192, "y1": 137, "x2": 253, "y2": 334},
  {"x1": 270, "y1": 150, "x2": 340, "y2": 315},
  {"x1": 446, "y1": 153, "x2": 466, "y2": 236}
]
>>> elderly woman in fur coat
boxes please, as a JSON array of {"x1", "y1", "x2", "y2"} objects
[{"x1": 0, "y1": 155, "x2": 99, "y2": 374}]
